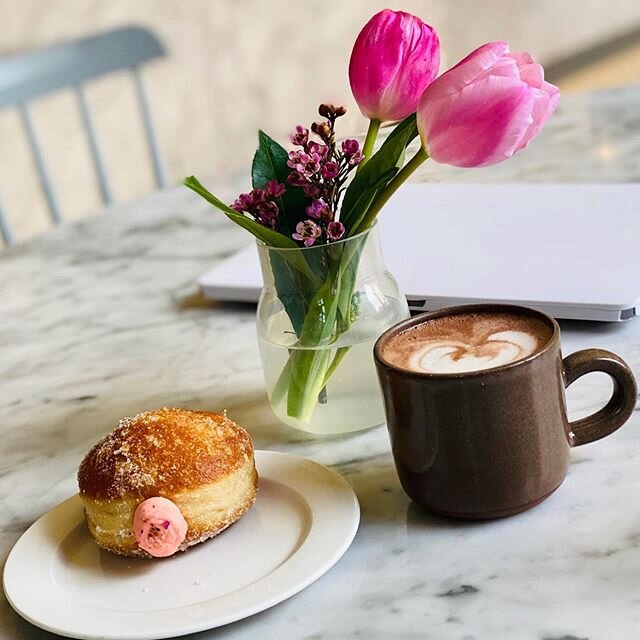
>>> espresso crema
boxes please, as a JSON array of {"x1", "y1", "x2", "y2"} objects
[{"x1": 382, "y1": 311, "x2": 552, "y2": 374}]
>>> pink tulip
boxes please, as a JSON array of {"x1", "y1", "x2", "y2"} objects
[
  {"x1": 349, "y1": 10, "x2": 440, "y2": 122},
  {"x1": 417, "y1": 42, "x2": 560, "y2": 168}
]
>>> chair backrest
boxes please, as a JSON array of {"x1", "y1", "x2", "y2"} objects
[{"x1": 0, "y1": 26, "x2": 168, "y2": 245}]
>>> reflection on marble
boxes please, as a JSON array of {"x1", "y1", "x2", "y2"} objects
[{"x1": 1, "y1": 87, "x2": 640, "y2": 639}]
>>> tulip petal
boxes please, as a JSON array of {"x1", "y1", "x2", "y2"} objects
[
  {"x1": 424, "y1": 41, "x2": 510, "y2": 102},
  {"x1": 349, "y1": 10, "x2": 440, "y2": 121},
  {"x1": 350, "y1": 11, "x2": 406, "y2": 120},
  {"x1": 476, "y1": 56, "x2": 521, "y2": 82},
  {"x1": 517, "y1": 62, "x2": 545, "y2": 89},
  {"x1": 419, "y1": 75, "x2": 535, "y2": 167},
  {"x1": 377, "y1": 18, "x2": 441, "y2": 121},
  {"x1": 510, "y1": 51, "x2": 535, "y2": 66},
  {"x1": 516, "y1": 82, "x2": 560, "y2": 151}
]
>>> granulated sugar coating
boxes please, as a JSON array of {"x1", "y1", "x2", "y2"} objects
[{"x1": 78, "y1": 408, "x2": 254, "y2": 500}]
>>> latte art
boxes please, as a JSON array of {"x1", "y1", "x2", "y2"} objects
[
  {"x1": 382, "y1": 311, "x2": 552, "y2": 375},
  {"x1": 410, "y1": 330, "x2": 539, "y2": 374}
]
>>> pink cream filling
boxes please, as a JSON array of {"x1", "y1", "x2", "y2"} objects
[{"x1": 133, "y1": 497, "x2": 188, "y2": 557}]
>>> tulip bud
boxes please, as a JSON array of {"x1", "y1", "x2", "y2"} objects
[
  {"x1": 349, "y1": 10, "x2": 440, "y2": 122},
  {"x1": 417, "y1": 42, "x2": 560, "y2": 168}
]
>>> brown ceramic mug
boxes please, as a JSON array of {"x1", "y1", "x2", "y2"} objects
[{"x1": 374, "y1": 304, "x2": 637, "y2": 519}]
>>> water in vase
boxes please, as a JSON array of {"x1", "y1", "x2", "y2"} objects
[{"x1": 258, "y1": 300, "x2": 405, "y2": 435}]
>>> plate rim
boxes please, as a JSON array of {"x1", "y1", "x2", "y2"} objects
[{"x1": 3, "y1": 450, "x2": 360, "y2": 639}]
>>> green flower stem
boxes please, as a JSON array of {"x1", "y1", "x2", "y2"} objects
[
  {"x1": 270, "y1": 354, "x2": 292, "y2": 407},
  {"x1": 283, "y1": 235, "x2": 366, "y2": 423},
  {"x1": 357, "y1": 119, "x2": 381, "y2": 174},
  {"x1": 286, "y1": 348, "x2": 334, "y2": 422},
  {"x1": 356, "y1": 147, "x2": 429, "y2": 233},
  {"x1": 315, "y1": 242, "x2": 363, "y2": 398},
  {"x1": 285, "y1": 256, "x2": 343, "y2": 421},
  {"x1": 321, "y1": 346, "x2": 350, "y2": 387}
]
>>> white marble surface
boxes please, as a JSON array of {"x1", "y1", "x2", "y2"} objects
[{"x1": 1, "y1": 87, "x2": 640, "y2": 640}]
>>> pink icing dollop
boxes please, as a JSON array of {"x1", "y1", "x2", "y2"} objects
[{"x1": 133, "y1": 497, "x2": 188, "y2": 558}]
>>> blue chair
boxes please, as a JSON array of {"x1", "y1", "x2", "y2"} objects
[{"x1": 0, "y1": 26, "x2": 168, "y2": 245}]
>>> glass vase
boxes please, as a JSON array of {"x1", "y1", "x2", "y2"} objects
[{"x1": 256, "y1": 225, "x2": 409, "y2": 435}]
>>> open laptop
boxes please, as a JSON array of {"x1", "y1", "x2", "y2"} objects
[{"x1": 198, "y1": 183, "x2": 640, "y2": 322}]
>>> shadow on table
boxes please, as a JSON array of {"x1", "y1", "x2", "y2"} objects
[
  {"x1": 339, "y1": 453, "x2": 498, "y2": 532},
  {"x1": 405, "y1": 500, "x2": 493, "y2": 532},
  {"x1": 557, "y1": 317, "x2": 632, "y2": 335},
  {"x1": 173, "y1": 287, "x2": 256, "y2": 315},
  {"x1": 1, "y1": 597, "x2": 64, "y2": 640}
]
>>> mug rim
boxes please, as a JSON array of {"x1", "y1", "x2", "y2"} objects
[{"x1": 374, "y1": 303, "x2": 560, "y2": 379}]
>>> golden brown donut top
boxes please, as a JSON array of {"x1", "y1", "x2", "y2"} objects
[{"x1": 78, "y1": 408, "x2": 254, "y2": 500}]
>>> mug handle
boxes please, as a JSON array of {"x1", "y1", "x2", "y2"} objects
[{"x1": 563, "y1": 349, "x2": 637, "y2": 447}]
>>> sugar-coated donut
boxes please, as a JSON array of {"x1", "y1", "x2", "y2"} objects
[{"x1": 77, "y1": 408, "x2": 258, "y2": 558}]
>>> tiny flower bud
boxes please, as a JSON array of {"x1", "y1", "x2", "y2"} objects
[
  {"x1": 290, "y1": 125, "x2": 309, "y2": 147},
  {"x1": 306, "y1": 199, "x2": 333, "y2": 223},
  {"x1": 266, "y1": 180, "x2": 286, "y2": 199},
  {"x1": 341, "y1": 139, "x2": 361, "y2": 157},
  {"x1": 311, "y1": 121, "x2": 332, "y2": 141},
  {"x1": 327, "y1": 221, "x2": 346, "y2": 241},
  {"x1": 292, "y1": 219, "x2": 322, "y2": 247},
  {"x1": 321, "y1": 161, "x2": 340, "y2": 180},
  {"x1": 306, "y1": 199, "x2": 325, "y2": 219},
  {"x1": 287, "y1": 171, "x2": 307, "y2": 187},
  {"x1": 251, "y1": 188, "x2": 267, "y2": 205},
  {"x1": 307, "y1": 141, "x2": 329, "y2": 159},
  {"x1": 348, "y1": 150, "x2": 364, "y2": 166},
  {"x1": 256, "y1": 200, "x2": 279, "y2": 228},
  {"x1": 230, "y1": 193, "x2": 253, "y2": 212},
  {"x1": 319, "y1": 103, "x2": 347, "y2": 118},
  {"x1": 303, "y1": 183, "x2": 322, "y2": 198}
]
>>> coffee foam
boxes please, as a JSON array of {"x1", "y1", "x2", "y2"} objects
[{"x1": 382, "y1": 312, "x2": 552, "y2": 375}]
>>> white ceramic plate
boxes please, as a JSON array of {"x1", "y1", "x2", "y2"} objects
[{"x1": 3, "y1": 450, "x2": 360, "y2": 639}]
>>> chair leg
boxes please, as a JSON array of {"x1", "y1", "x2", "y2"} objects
[
  {"x1": 133, "y1": 67, "x2": 168, "y2": 189},
  {"x1": 76, "y1": 85, "x2": 113, "y2": 205},
  {"x1": 0, "y1": 193, "x2": 14, "y2": 246},
  {"x1": 19, "y1": 102, "x2": 63, "y2": 225}
]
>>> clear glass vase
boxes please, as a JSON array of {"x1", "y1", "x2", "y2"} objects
[{"x1": 256, "y1": 225, "x2": 409, "y2": 435}]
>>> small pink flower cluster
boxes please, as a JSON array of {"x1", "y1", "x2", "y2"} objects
[
  {"x1": 287, "y1": 104, "x2": 362, "y2": 247},
  {"x1": 230, "y1": 180, "x2": 285, "y2": 229},
  {"x1": 291, "y1": 198, "x2": 347, "y2": 246}
]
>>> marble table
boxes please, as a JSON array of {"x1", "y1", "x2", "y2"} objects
[{"x1": 2, "y1": 86, "x2": 640, "y2": 640}]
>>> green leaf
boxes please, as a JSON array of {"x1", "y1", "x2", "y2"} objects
[
  {"x1": 268, "y1": 251, "x2": 318, "y2": 336},
  {"x1": 184, "y1": 175, "x2": 298, "y2": 249},
  {"x1": 251, "y1": 131, "x2": 288, "y2": 188},
  {"x1": 341, "y1": 114, "x2": 419, "y2": 234},
  {"x1": 184, "y1": 175, "x2": 322, "y2": 287},
  {"x1": 252, "y1": 130, "x2": 308, "y2": 237},
  {"x1": 343, "y1": 167, "x2": 397, "y2": 233}
]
